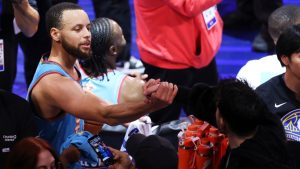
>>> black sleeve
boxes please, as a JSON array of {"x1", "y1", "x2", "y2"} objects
[
  {"x1": 174, "y1": 85, "x2": 191, "y2": 105},
  {"x1": 17, "y1": 101, "x2": 37, "y2": 139},
  {"x1": 28, "y1": 0, "x2": 38, "y2": 10},
  {"x1": 0, "y1": 90, "x2": 37, "y2": 140},
  {"x1": 174, "y1": 83, "x2": 217, "y2": 126}
]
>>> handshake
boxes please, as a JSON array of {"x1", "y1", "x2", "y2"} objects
[{"x1": 143, "y1": 79, "x2": 178, "y2": 111}]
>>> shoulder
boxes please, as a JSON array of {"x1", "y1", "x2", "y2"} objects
[
  {"x1": 256, "y1": 74, "x2": 283, "y2": 93},
  {"x1": 237, "y1": 55, "x2": 285, "y2": 89},
  {"x1": 31, "y1": 73, "x2": 81, "y2": 106}
]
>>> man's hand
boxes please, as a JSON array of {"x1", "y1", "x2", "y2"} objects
[
  {"x1": 144, "y1": 80, "x2": 178, "y2": 111},
  {"x1": 143, "y1": 79, "x2": 161, "y2": 97},
  {"x1": 108, "y1": 147, "x2": 135, "y2": 169},
  {"x1": 12, "y1": 0, "x2": 39, "y2": 37}
]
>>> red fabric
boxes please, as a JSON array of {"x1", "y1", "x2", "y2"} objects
[{"x1": 134, "y1": 0, "x2": 223, "y2": 69}]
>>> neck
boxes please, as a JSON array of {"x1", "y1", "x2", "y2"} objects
[
  {"x1": 107, "y1": 55, "x2": 116, "y2": 69},
  {"x1": 48, "y1": 44, "x2": 77, "y2": 71},
  {"x1": 284, "y1": 71, "x2": 300, "y2": 100},
  {"x1": 227, "y1": 130, "x2": 256, "y2": 149}
]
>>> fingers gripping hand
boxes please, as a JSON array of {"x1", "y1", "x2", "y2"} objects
[
  {"x1": 143, "y1": 79, "x2": 160, "y2": 103},
  {"x1": 149, "y1": 82, "x2": 178, "y2": 110}
]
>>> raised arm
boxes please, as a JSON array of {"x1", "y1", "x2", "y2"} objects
[
  {"x1": 12, "y1": 0, "x2": 39, "y2": 37},
  {"x1": 34, "y1": 74, "x2": 177, "y2": 126}
]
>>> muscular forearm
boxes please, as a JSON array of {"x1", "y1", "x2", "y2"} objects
[
  {"x1": 13, "y1": 0, "x2": 39, "y2": 37},
  {"x1": 102, "y1": 101, "x2": 155, "y2": 125}
]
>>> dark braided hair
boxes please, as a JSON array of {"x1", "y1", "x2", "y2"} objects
[{"x1": 80, "y1": 17, "x2": 114, "y2": 79}]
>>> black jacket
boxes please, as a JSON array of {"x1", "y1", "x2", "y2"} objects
[{"x1": 219, "y1": 125, "x2": 295, "y2": 169}]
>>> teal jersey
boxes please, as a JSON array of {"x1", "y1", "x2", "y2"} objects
[{"x1": 27, "y1": 59, "x2": 84, "y2": 152}]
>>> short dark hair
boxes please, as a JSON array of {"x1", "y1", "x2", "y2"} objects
[
  {"x1": 216, "y1": 79, "x2": 270, "y2": 136},
  {"x1": 45, "y1": 2, "x2": 83, "y2": 35},
  {"x1": 268, "y1": 5, "x2": 300, "y2": 43},
  {"x1": 80, "y1": 17, "x2": 114, "y2": 78},
  {"x1": 276, "y1": 24, "x2": 300, "y2": 66}
]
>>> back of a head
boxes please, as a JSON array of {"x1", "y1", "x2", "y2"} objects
[
  {"x1": 45, "y1": 2, "x2": 83, "y2": 35},
  {"x1": 216, "y1": 79, "x2": 268, "y2": 137},
  {"x1": 5, "y1": 137, "x2": 61, "y2": 169},
  {"x1": 126, "y1": 134, "x2": 178, "y2": 169},
  {"x1": 276, "y1": 24, "x2": 300, "y2": 66},
  {"x1": 268, "y1": 5, "x2": 300, "y2": 43}
]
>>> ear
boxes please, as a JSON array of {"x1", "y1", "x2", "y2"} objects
[
  {"x1": 216, "y1": 110, "x2": 226, "y2": 132},
  {"x1": 50, "y1": 28, "x2": 61, "y2": 42},
  {"x1": 219, "y1": 117, "x2": 225, "y2": 131},
  {"x1": 281, "y1": 55, "x2": 289, "y2": 66},
  {"x1": 109, "y1": 45, "x2": 117, "y2": 56}
]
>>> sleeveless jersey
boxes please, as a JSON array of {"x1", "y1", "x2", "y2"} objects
[
  {"x1": 80, "y1": 69, "x2": 127, "y2": 104},
  {"x1": 27, "y1": 60, "x2": 84, "y2": 152}
]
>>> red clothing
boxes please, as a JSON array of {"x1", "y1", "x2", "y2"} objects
[{"x1": 134, "y1": 0, "x2": 223, "y2": 69}]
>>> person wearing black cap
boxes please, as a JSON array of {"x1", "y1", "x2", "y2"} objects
[
  {"x1": 126, "y1": 134, "x2": 178, "y2": 169},
  {"x1": 108, "y1": 133, "x2": 178, "y2": 169}
]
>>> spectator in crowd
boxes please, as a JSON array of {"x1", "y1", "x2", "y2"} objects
[
  {"x1": 108, "y1": 133, "x2": 178, "y2": 169},
  {"x1": 133, "y1": 0, "x2": 223, "y2": 124},
  {"x1": 256, "y1": 24, "x2": 300, "y2": 168},
  {"x1": 5, "y1": 137, "x2": 63, "y2": 169},
  {"x1": 0, "y1": 89, "x2": 36, "y2": 168},
  {"x1": 223, "y1": 0, "x2": 282, "y2": 52},
  {"x1": 209, "y1": 79, "x2": 294, "y2": 169},
  {"x1": 5, "y1": 137, "x2": 83, "y2": 169},
  {"x1": 237, "y1": 5, "x2": 300, "y2": 89}
]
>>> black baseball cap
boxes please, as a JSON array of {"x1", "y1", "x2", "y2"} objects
[{"x1": 126, "y1": 134, "x2": 178, "y2": 169}]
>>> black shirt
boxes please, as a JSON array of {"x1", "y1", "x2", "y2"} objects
[
  {"x1": 0, "y1": 90, "x2": 36, "y2": 167},
  {"x1": 219, "y1": 125, "x2": 295, "y2": 169},
  {"x1": 255, "y1": 74, "x2": 300, "y2": 141}
]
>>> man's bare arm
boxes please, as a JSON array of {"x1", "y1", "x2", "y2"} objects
[
  {"x1": 35, "y1": 74, "x2": 177, "y2": 125},
  {"x1": 13, "y1": 0, "x2": 39, "y2": 37}
]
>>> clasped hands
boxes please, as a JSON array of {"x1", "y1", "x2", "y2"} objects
[{"x1": 143, "y1": 79, "x2": 178, "y2": 110}]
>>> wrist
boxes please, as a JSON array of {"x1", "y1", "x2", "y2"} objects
[{"x1": 12, "y1": 0, "x2": 29, "y2": 9}]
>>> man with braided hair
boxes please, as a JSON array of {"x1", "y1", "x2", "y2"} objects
[
  {"x1": 80, "y1": 17, "x2": 146, "y2": 106},
  {"x1": 79, "y1": 17, "x2": 151, "y2": 135}
]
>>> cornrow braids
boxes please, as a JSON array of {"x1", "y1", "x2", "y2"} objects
[{"x1": 80, "y1": 17, "x2": 114, "y2": 79}]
